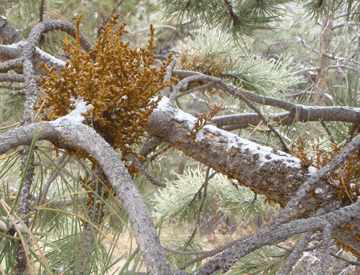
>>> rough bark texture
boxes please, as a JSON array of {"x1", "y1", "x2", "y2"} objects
[
  {"x1": 147, "y1": 98, "x2": 327, "y2": 207},
  {"x1": 0, "y1": 121, "x2": 172, "y2": 275},
  {"x1": 316, "y1": 13, "x2": 333, "y2": 100},
  {"x1": 77, "y1": 166, "x2": 107, "y2": 274},
  {"x1": 0, "y1": 16, "x2": 24, "y2": 45},
  {"x1": 211, "y1": 105, "x2": 360, "y2": 128},
  {"x1": 2, "y1": 99, "x2": 360, "y2": 272},
  {"x1": 146, "y1": 97, "x2": 360, "y2": 255},
  {"x1": 197, "y1": 200, "x2": 360, "y2": 274}
]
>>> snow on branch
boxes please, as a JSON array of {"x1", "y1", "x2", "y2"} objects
[{"x1": 148, "y1": 97, "x2": 335, "y2": 213}]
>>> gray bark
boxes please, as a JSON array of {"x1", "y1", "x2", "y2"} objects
[{"x1": 0, "y1": 121, "x2": 172, "y2": 275}]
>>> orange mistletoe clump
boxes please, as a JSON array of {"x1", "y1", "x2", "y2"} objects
[
  {"x1": 291, "y1": 138, "x2": 360, "y2": 203},
  {"x1": 38, "y1": 14, "x2": 174, "y2": 161}
]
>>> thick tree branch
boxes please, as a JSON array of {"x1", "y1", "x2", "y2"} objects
[
  {"x1": 172, "y1": 70, "x2": 360, "y2": 128},
  {"x1": 0, "y1": 57, "x2": 23, "y2": 73},
  {"x1": 278, "y1": 231, "x2": 313, "y2": 275},
  {"x1": 0, "y1": 73, "x2": 40, "y2": 83},
  {"x1": 0, "y1": 16, "x2": 24, "y2": 45},
  {"x1": 211, "y1": 105, "x2": 360, "y2": 128},
  {"x1": 0, "y1": 121, "x2": 171, "y2": 275},
  {"x1": 147, "y1": 97, "x2": 325, "y2": 209},
  {"x1": 146, "y1": 97, "x2": 360, "y2": 255},
  {"x1": 197, "y1": 199, "x2": 360, "y2": 274}
]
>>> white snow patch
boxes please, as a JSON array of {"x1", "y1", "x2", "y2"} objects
[
  {"x1": 173, "y1": 109, "x2": 197, "y2": 129},
  {"x1": 156, "y1": 97, "x2": 197, "y2": 129},
  {"x1": 307, "y1": 166, "x2": 317, "y2": 175},
  {"x1": 315, "y1": 188, "x2": 324, "y2": 194},
  {"x1": 52, "y1": 98, "x2": 93, "y2": 127},
  {"x1": 35, "y1": 47, "x2": 66, "y2": 67},
  {"x1": 2, "y1": 41, "x2": 25, "y2": 50},
  {"x1": 157, "y1": 97, "x2": 306, "y2": 170},
  {"x1": 156, "y1": 96, "x2": 170, "y2": 110},
  {"x1": 197, "y1": 124, "x2": 302, "y2": 169}
]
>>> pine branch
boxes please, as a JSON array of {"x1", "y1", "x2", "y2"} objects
[
  {"x1": 131, "y1": 155, "x2": 167, "y2": 187},
  {"x1": 0, "y1": 121, "x2": 172, "y2": 274}
]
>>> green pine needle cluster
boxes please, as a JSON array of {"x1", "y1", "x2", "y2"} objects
[
  {"x1": 160, "y1": 0, "x2": 290, "y2": 37},
  {"x1": 153, "y1": 166, "x2": 279, "y2": 224},
  {"x1": 178, "y1": 27, "x2": 301, "y2": 95}
]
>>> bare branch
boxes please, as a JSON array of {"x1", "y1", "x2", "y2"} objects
[
  {"x1": 184, "y1": 166, "x2": 211, "y2": 248},
  {"x1": 131, "y1": 155, "x2": 166, "y2": 187},
  {"x1": 321, "y1": 223, "x2": 332, "y2": 274},
  {"x1": 0, "y1": 16, "x2": 24, "y2": 44},
  {"x1": 197, "y1": 200, "x2": 360, "y2": 274},
  {"x1": 38, "y1": 154, "x2": 72, "y2": 206},
  {"x1": 0, "y1": 73, "x2": 40, "y2": 83},
  {"x1": 0, "y1": 121, "x2": 172, "y2": 275},
  {"x1": 278, "y1": 232, "x2": 313, "y2": 275},
  {"x1": 0, "y1": 57, "x2": 23, "y2": 73},
  {"x1": 0, "y1": 43, "x2": 22, "y2": 60}
]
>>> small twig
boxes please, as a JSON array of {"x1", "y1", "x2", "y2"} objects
[
  {"x1": 148, "y1": 144, "x2": 171, "y2": 163},
  {"x1": 188, "y1": 170, "x2": 217, "y2": 206},
  {"x1": 38, "y1": 154, "x2": 71, "y2": 206},
  {"x1": 297, "y1": 36, "x2": 360, "y2": 66},
  {"x1": 39, "y1": 0, "x2": 45, "y2": 22},
  {"x1": 278, "y1": 231, "x2": 313, "y2": 275},
  {"x1": 184, "y1": 167, "x2": 212, "y2": 248},
  {"x1": 321, "y1": 223, "x2": 332, "y2": 274},
  {"x1": 223, "y1": 0, "x2": 240, "y2": 26},
  {"x1": 330, "y1": 251, "x2": 360, "y2": 266},
  {"x1": 129, "y1": 25, "x2": 177, "y2": 34},
  {"x1": 321, "y1": 121, "x2": 335, "y2": 143},
  {"x1": 340, "y1": 176, "x2": 355, "y2": 204},
  {"x1": 173, "y1": 83, "x2": 212, "y2": 99},
  {"x1": 227, "y1": 86, "x2": 290, "y2": 153},
  {"x1": 131, "y1": 155, "x2": 166, "y2": 187}
]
